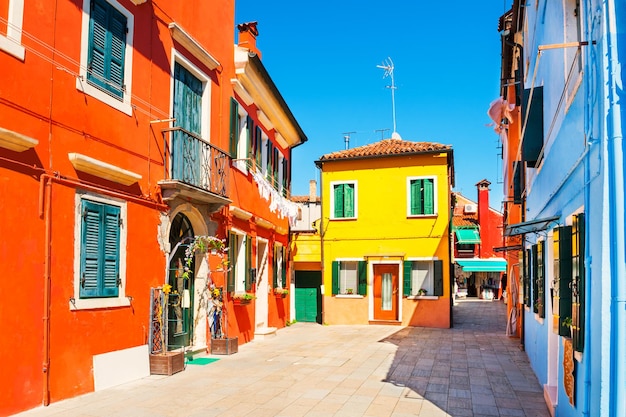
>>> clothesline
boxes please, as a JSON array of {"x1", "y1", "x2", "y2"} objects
[{"x1": 252, "y1": 171, "x2": 300, "y2": 227}]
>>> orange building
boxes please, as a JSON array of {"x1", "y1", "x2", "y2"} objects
[{"x1": 0, "y1": 1, "x2": 304, "y2": 415}]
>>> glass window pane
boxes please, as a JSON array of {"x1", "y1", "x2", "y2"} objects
[{"x1": 382, "y1": 272, "x2": 392, "y2": 310}]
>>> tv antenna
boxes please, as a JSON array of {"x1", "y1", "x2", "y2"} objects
[
  {"x1": 375, "y1": 128, "x2": 390, "y2": 140},
  {"x1": 342, "y1": 131, "x2": 356, "y2": 150},
  {"x1": 376, "y1": 57, "x2": 400, "y2": 138}
]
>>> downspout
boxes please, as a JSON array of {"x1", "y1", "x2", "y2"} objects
[
  {"x1": 41, "y1": 177, "x2": 52, "y2": 406},
  {"x1": 316, "y1": 162, "x2": 325, "y2": 325},
  {"x1": 605, "y1": 2, "x2": 626, "y2": 416}
]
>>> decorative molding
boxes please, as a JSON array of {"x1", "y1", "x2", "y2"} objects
[
  {"x1": 129, "y1": 0, "x2": 147, "y2": 4},
  {"x1": 275, "y1": 226, "x2": 288, "y2": 235},
  {"x1": 256, "y1": 110, "x2": 274, "y2": 132},
  {"x1": 255, "y1": 217, "x2": 275, "y2": 230},
  {"x1": 0, "y1": 127, "x2": 38, "y2": 152},
  {"x1": 68, "y1": 153, "x2": 142, "y2": 185},
  {"x1": 229, "y1": 206, "x2": 253, "y2": 221},
  {"x1": 231, "y1": 78, "x2": 254, "y2": 106},
  {"x1": 169, "y1": 22, "x2": 220, "y2": 70}
]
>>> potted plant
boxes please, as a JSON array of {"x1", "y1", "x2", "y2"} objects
[
  {"x1": 232, "y1": 292, "x2": 255, "y2": 305},
  {"x1": 274, "y1": 287, "x2": 289, "y2": 297},
  {"x1": 345, "y1": 288, "x2": 354, "y2": 295},
  {"x1": 417, "y1": 288, "x2": 428, "y2": 296},
  {"x1": 562, "y1": 316, "x2": 573, "y2": 338},
  {"x1": 149, "y1": 284, "x2": 185, "y2": 375}
]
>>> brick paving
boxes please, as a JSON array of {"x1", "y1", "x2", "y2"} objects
[{"x1": 14, "y1": 299, "x2": 549, "y2": 417}]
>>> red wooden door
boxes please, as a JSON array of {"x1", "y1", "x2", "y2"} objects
[{"x1": 373, "y1": 264, "x2": 399, "y2": 321}]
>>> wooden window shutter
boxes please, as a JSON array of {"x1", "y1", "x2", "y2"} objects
[
  {"x1": 272, "y1": 245, "x2": 278, "y2": 288},
  {"x1": 553, "y1": 226, "x2": 573, "y2": 336},
  {"x1": 246, "y1": 116, "x2": 253, "y2": 168},
  {"x1": 572, "y1": 214, "x2": 585, "y2": 352},
  {"x1": 255, "y1": 126, "x2": 262, "y2": 169},
  {"x1": 229, "y1": 99, "x2": 238, "y2": 158},
  {"x1": 535, "y1": 241, "x2": 546, "y2": 318},
  {"x1": 423, "y1": 179, "x2": 434, "y2": 215},
  {"x1": 344, "y1": 184, "x2": 355, "y2": 217},
  {"x1": 523, "y1": 248, "x2": 531, "y2": 307},
  {"x1": 403, "y1": 261, "x2": 412, "y2": 296},
  {"x1": 358, "y1": 261, "x2": 367, "y2": 295},
  {"x1": 532, "y1": 244, "x2": 539, "y2": 313},
  {"x1": 80, "y1": 200, "x2": 120, "y2": 298},
  {"x1": 245, "y1": 236, "x2": 252, "y2": 291},
  {"x1": 433, "y1": 260, "x2": 443, "y2": 296},
  {"x1": 513, "y1": 161, "x2": 523, "y2": 204},
  {"x1": 333, "y1": 184, "x2": 344, "y2": 218},
  {"x1": 227, "y1": 232, "x2": 236, "y2": 293},
  {"x1": 88, "y1": 0, "x2": 126, "y2": 98},
  {"x1": 410, "y1": 180, "x2": 420, "y2": 215},
  {"x1": 331, "y1": 261, "x2": 340, "y2": 295},
  {"x1": 281, "y1": 246, "x2": 287, "y2": 287}
]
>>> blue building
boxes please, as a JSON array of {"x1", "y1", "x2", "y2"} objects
[{"x1": 497, "y1": 1, "x2": 625, "y2": 416}]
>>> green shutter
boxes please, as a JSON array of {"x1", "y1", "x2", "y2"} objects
[
  {"x1": 344, "y1": 184, "x2": 355, "y2": 217},
  {"x1": 331, "y1": 261, "x2": 340, "y2": 295},
  {"x1": 272, "y1": 245, "x2": 278, "y2": 288},
  {"x1": 255, "y1": 126, "x2": 262, "y2": 169},
  {"x1": 573, "y1": 214, "x2": 585, "y2": 352},
  {"x1": 524, "y1": 248, "x2": 531, "y2": 307},
  {"x1": 423, "y1": 179, "x2": 434, "y2": 215},
  {"x1": 403, "y1": 261, "x2": 412, "y2": 296},
  {"x1": 281, "y1": 247, "x2": 287, "y2": 287},
  {"x1": 410, "y1": 180, "x2": 419, "y2": 215},
  {"x1": 229, "y1": 98, "x2": 238, "y2": 158},
  {"x1": 532, "y1": 244, "x2": 539, "y2": 313},
  {"x1": 87, "y1": 0, "x2": 126, "y2": 98},
  {"x1": 537, "y1": 241, "x2": 545, "y2": 318},
  {"x1": 80, "y1": 200, "x2": 120, "y2": 298},
  {"x1": 333, "y1": 184, "x2": 344, "y2": 218},
  {"x1": 245, "y1": 236, "x2": 251, "y2": 291},
  {"x1": 227, "y1": 232, "x2": 236, "y2": 293},
  {"x1": 553, "y1": 226, "x2": 573, "y2": 336},
  {"x1": 358, "y1": 261, "x2": 367, "y2": 295},
  {"x1": 246, "y1": 116, "x2": 253, "y2": 168},
  {"x1": 433, "y1": 260, "x2": 443, "y2": 296}
]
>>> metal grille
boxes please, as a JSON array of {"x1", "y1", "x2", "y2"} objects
[{"x1": 149, "y1": 287, "x2": 167, "y2": 355}]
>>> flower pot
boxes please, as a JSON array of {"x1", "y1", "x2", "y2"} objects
[
  {"x1": 149, "y1": 351, "x2": 185, "y2": 375},
  {"x1": 210, "y1": 337, "x2": 238, "y2": 355},
  {"x1": 233, "y1": 298, "x2": 251, "y2": 305}
]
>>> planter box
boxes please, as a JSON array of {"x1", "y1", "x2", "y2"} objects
[
  {"x1": 149, "y1": 351, "x2": 185, "y2": 375},
  {"x1": 211, "y1": 337, "x2": 238, "y2": 355}
]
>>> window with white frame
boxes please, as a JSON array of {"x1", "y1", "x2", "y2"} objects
[
  {"x1": 77, "y1": 0, "x2": 134, "y2": 115},
  {"x1": 407, "y1": 177, "x2": 436, "y2": 216},
  {"x1": 228, "y1": 231, "x2": 250, "y2": 294},
  {"x1": 403, "y1": 259, "x2": 444, "y2": 297},
  {"x1": 564, "y1": 0, "x2": 583, "y2": 108},
  {"x1": 273, "y1": 244, "x2": 286, "y2": 289},
  {"x1": 331, "y1": 260, "x2": 366, "y2": 295},
  {"x1": 228, "y1": 99, "x2": 250, "y2": 172},
  {"x1": 331, "y1": 181, "x2": 357, "y2": 219},
  {"x1": 0, "y1": 0, "x2": 25, "y2": 60},
  {"x1": 72, "y1": 193, "x2": 128, "y2": 310}
]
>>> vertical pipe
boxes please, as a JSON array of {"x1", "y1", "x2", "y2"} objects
[
  {"x1": 42, "y1": 177, "x2": 52, "y2": 406},
  {"x1": 605, "y1": 2, "x2": 626, "y2": 415}
]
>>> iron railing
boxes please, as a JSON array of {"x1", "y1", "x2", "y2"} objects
[{"x1": 163, "y1": 127, "x2": 230, "y2": 198}]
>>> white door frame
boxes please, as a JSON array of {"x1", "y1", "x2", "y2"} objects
[{"x1": 255, "y1": 238, "x2": 269, "y2": 330}]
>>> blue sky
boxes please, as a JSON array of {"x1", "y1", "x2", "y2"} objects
[{"x1": 235, "y1": 1, "x2": 512, "y2": 209}]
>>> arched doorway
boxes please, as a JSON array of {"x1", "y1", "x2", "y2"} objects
[{"x1": 168, "y1": 213, "x2": 195, "y2": 349}]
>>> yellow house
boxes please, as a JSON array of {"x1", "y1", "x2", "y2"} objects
[{"x1": 315, "y1": 138, "x2": 455, "y2": 328}]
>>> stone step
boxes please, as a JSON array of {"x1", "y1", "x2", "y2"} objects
[{"x1": 254, "y1": 327, "x2": 277, "y2": 340}]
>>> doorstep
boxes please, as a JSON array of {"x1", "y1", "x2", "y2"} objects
[{"x1": 254, "y1": 327, "x2": 277, "y2": 340}]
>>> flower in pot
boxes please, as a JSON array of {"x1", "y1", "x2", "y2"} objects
[
  {"x1": 345, "y1": 288, "x2": 354, "y2": 295},
  {"x1": 274, "y1": 287, "x2": 289, "y2": 297},
  {"x1": 232, "y1": 292, "x2": 255, "y2": 305},
  {"x1": 417, "y1": 288, "x2": 428, "y2": 296}
]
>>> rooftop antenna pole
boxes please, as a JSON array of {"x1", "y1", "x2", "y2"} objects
[
  {"x1": 375, "y1": 128, "x2": 390, "y2": 140},
  {"x1": 342, "y1": 131, "x2": 356, "y2": 150},
  {"x1": 377, "y1": 57, "x2": 398, "y2": 137}
]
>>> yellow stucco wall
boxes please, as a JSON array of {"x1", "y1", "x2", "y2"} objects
[{"x1": 319, "y1": 152, "x2": 453, "y2": 327}]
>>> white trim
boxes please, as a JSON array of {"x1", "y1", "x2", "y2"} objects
[
  {"x1": 329, "y1": 180, "x2": 358, "y2": 220},
  {"x1": 0, "y1": 127, "x2": 38, "y2": 151},
  {"x1": 71, "y1": 192, "x2": 129, "y2": 310},
  {"x1": 76, "y1": 0, "x2": 134, "y2": 115},
  {"x1": 168, "y1": 22, "x2": 220, "y2": 70},
  {"x1": 170, "y1": 50, "x2": 212, "y2": 142},
  {"x1": 0, "y1": 0, "x2": 25, "y2": 60},
  {"x1": 68, "y1": 153, "x2": 141, "y2": 185},
  {"x1": 368, "y1": 260, "x2": 403, "y2": 322},
  {"x1": 406, "y1": 175, "x2": 438, "y2": 217},
  {"x1": 230, "y1": 228, "x2": 247, "y2": 294}
]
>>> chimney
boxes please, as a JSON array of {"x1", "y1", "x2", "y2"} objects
[
  {"x1": 309, "y1": 180, "x2": 317, "y2": 203},
  {"x1": 237, "y1": 21, "x2": 261, "y2": 58},
  {"x1": 476, "y1": 179, "x2": 491, "y2": 258}
]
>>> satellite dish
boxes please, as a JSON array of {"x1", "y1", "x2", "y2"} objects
[{"x1": 391, "y1": 131, "x2": 402, "y2": 140}]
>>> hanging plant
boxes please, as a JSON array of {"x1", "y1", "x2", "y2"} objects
[{"x1": 181, "y1": 235, "x2": 229, "y2": 280}]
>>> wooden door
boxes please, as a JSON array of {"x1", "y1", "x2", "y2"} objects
[{"x1": 373, "y1": 264, "x2": 399, "y2": 321}]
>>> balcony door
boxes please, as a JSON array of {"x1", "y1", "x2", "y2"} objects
[{"x1": 172, "y1": 62, "x2": 203, "y2": 187}]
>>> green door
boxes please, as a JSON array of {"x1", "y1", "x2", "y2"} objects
[{"x1": 295, "y1": 271, "x2": 321, "y2": 323}]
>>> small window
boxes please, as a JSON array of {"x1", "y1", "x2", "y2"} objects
[
  {"x1": 228, "y1": 231, "x2": 251, "y2": 293},
  {"x1": 229, "y1": 99, "x2": 251, "y2": 172},
  {"x1": 332, "y1": 261, "x2": 366, "y2": 295},
  {"x1": 403, "y1": 260, "x2": 444, "y2": 296},
  {"x1": 0, "y1": 0, "x2": 26, "y2": 60},
  {"x1": 331, "y1": 182, "x2": 357, "y2": 219},
  {"x1": 273, "y1": 244, "x2": 287, "y2": 289},
  {"x1": 407, "y1": 177, "x2": 436, "y2": 216}
]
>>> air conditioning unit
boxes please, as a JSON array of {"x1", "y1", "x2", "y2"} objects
[{"x1": 464, "y1": 204, "x2": 477, "y2": 213}]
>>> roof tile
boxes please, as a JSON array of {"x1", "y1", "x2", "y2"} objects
[{"x1": 319, "y1": 138, "x2": 451, "y2": 161}]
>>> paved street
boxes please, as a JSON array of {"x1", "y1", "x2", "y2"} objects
[{"x1": 15, "y1": 299, "x2": 549, "y2": 417}]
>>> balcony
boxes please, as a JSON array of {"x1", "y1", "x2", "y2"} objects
[{"x1": 158, "y1": 127, "x2": 231, "y2": 211}]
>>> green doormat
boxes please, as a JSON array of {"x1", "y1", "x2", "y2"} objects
[{"x1": 186, "y1": 357, "x2": 220, "y2": 365}]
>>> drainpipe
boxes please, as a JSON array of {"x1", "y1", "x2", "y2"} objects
[
  {"x1": 41, "y1": 176, "x2": 52, "y2": 406},
  {"x1": 605, "y1": 2, "x2": 625, "y2": 416},
  {"x1": 316, "y1": 165, "x2": 325, "y2": 325}
]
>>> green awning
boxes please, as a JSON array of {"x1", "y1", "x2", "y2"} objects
[
  {"x1": 456, "y1": 258, "x2": 507, "y2": 272},
  {"x1": 455, "y1": 228, "x2": 481, "y2": 244}
]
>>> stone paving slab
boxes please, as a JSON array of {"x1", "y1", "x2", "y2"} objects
[{"x1": 14, "y1": 299, "x2": 549, "y2": 417}]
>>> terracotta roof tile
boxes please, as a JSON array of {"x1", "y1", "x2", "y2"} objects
[
  {"x1": 291, "y1": 195, "x2": 320, "y2": 203},
  {"x1": 453, "y1": 216, "x2": 479, "y2": 227},
  {"x1": 318, "y1": 138, "x2": 451, "y2": 161}
]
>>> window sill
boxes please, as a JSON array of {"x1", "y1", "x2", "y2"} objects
[
  {"x1": 407, "y1": 295, "x2": 438, "y2": 300},
  {"x1": 330, "y1": 217, "x2": 357, "y2": 221},
  {"x1": 69, "y1": 296, "x2": 131, "y2": 311},
  {"x1": 407, "y1": 214, "x2": 438, "y2": 219},
  {"x1": 335, "y1": 294, "x2": 363, "y2": 299}
]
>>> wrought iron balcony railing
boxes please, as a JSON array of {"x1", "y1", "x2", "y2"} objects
[{"x1": 161, "y1": 126, "x2": 230, "y2": 200}]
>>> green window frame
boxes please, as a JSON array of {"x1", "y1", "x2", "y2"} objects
[
  {"x1": 87, "y1": 0, "x2": 127, "y2": 99},
  {"x1": 332, "y1": 182, "x2": 356, "y2": 219},
  {"x1": 402, "y1": 260, "x2": 444, "y2": 297},
  {"x1": 572, "y1": 213, "x2": 585, "y2": 352},
  {"x1": 331, "y1": 260, "x2": 366, "y2": 295},
  {"x1": 408, "y1": 177, "x2": 435, "y2": 216},
  {"x1": 228, "y1": 232, "x2": 250, "y2": 293},
  {"x1": 273, "y1": 245, "x2": 287, "y2": 289},
  {"x1": 80, "y1": 199, "x2": 121, "y2": 298},
  {"x1": 553, "y1": 226, "x2": 573, "y2": 337},
  {"x1": 229, "y1": 98, "x2": 239, "y2": 158},
  {"x1": 532, "y1": 241, "x2": 546, "y2": 318}
]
